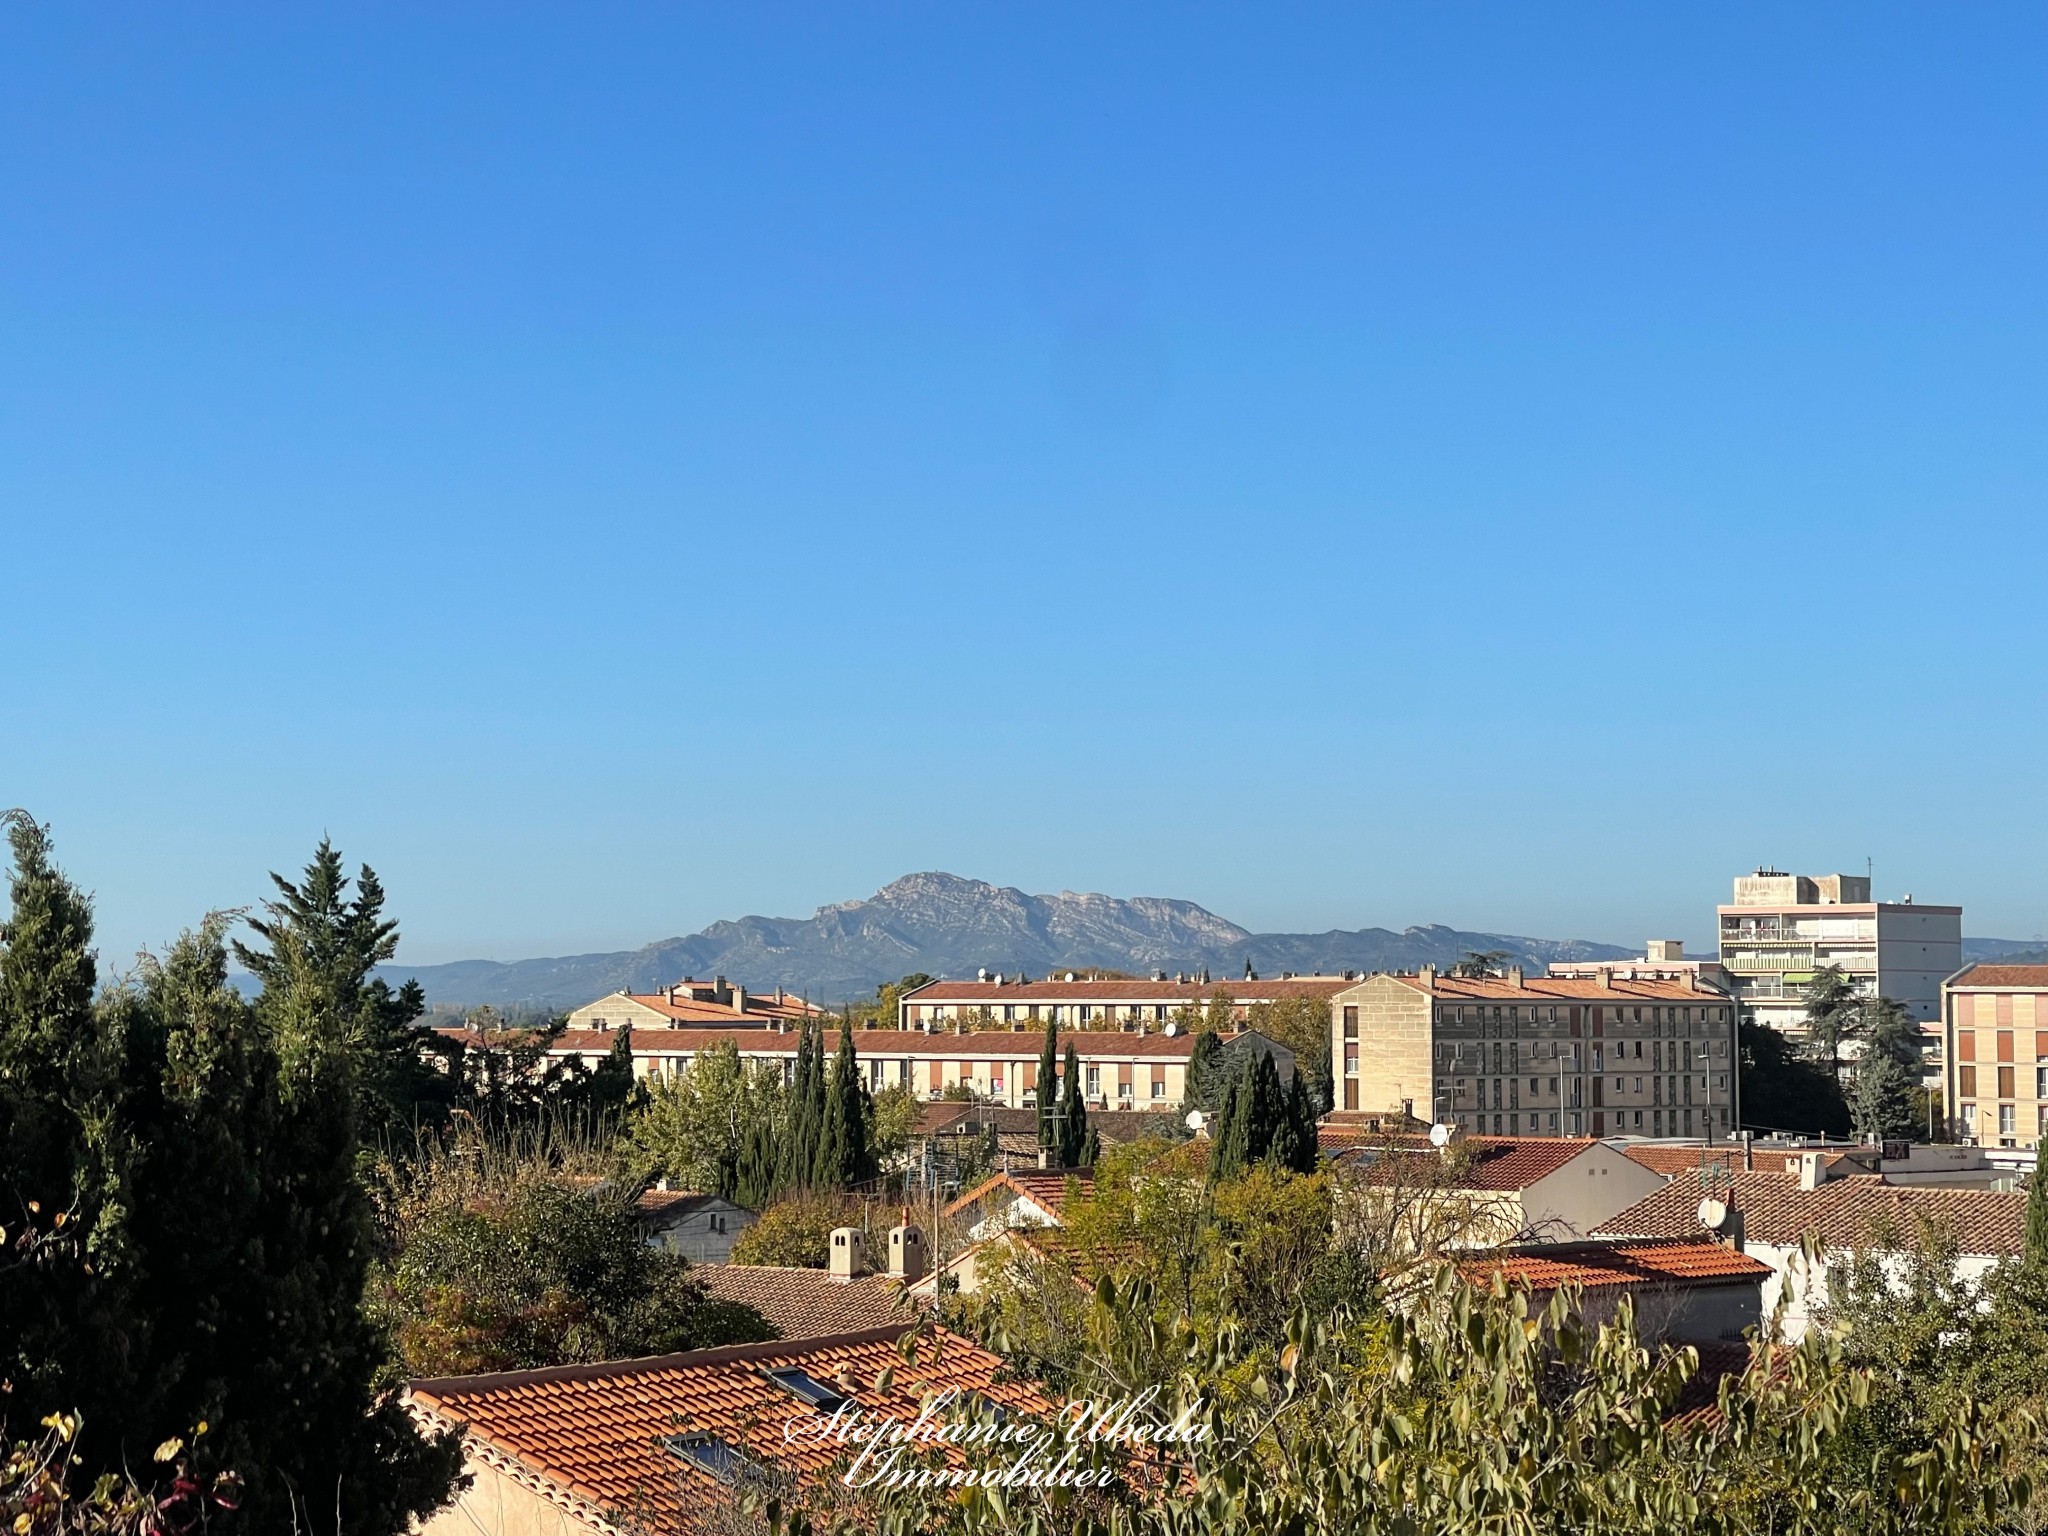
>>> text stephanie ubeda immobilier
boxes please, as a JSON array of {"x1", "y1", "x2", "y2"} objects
[{"x1": 780, "y1": 1387, "x2": 1212, "y2": 1491}]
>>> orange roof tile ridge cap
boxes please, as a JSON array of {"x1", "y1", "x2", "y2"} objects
[{"x1": 407, "y1": 1322, "x2": 922, "y2": 1400}]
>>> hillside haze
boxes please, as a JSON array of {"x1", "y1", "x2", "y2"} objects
[{"x1": 378, "y1": 872, "x2": 1640, "y2": 1010}]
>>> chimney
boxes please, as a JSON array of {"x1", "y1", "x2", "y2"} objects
[
  {"x1": 731, "y1": 984, "x2": 748, "y2": 1015},
  {"x1": 1508, "y1": 965, "x2": 1524, "y2": 988},
  {"x1": 1417, "y1": 963, "x2": 1436, "y2": 986},
  {"x1": 1038, "y1": 1149, "x2": 1052, "y2": 1170},
  {"x1": 887, "y1": 1225, "x2": 927, "y2": 1282},
  {"x1": 1596, "y1": 966, "x2": 1613, "y2": 989},
  {"x1": 1797, "y1": 1151, "x2": 1827, "y2": 1191},
  {"x1": 827, "y1": 1227, "x2": 866, "y2": 1283}
]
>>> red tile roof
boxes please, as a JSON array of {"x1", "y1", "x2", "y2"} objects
[
  {"x1": 1335, "y1": 1135, "x2": 1602, "y2": 1191},
  {"x1": 691, "y1": 1265, "x2": 916, "y2": 1341},
  {"x1": 1616, "y1": 1143, "x2": 1736, "y2": 1178},
  {"x1": 1393, "y1": 974, "x2": 1724, "y2": 1002},
  {"x1": 410, "y1": 1326, "x2": 1050, "y2": 1533},
  {"x1": 438, "y1": 1025, "x2": 1213, "y2": 1060},
  {"x1": 1597, "y1": 1170, "x2": 2029, "y2": 1256},
  {"x1": 1948, "y1": 964, "x2": 2048, "y2": 989},
  {"x1": 905, "y1": 977, "x2": 1353, "y2": 1004},
  {"x1": 1459, "y1": 1238, "x2": 1771, "y2": 1294},
  {"x1": 944, "y1": 1168, "x2": 1095, "y2": 1223}
]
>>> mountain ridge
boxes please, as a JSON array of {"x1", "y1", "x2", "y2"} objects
[{"x1": 374, "y1": 871, "x2": 1643, "y2": 1010}]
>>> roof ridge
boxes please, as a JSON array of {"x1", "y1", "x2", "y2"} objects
[{"x1": 408, "y1": 1322, "x2": 921, "y2": 1399}]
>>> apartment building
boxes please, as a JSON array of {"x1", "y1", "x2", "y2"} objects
[
  {"x1": 565, "y1": 976, "x2": 823, "y2": 1032},
  {"x1": 441, "y1": 1020, "x2": 1294, "y2": 1112},
  {"x1": 1548, "y1": 939, "x2": 1734, "y2": 992},
  {"x1": 898, "y1": 971, "x2": 1354, "y2": 1030},
  {"x1": 1942, "y1": 964, "x2": 2048, "y2": 1149},
  {"x1": 1328, "y1": 967, "x2": 1739, "y2": 1140},
  {"x1": 1716, "y1": 870, "x2": 1961, "y2": 1036}
]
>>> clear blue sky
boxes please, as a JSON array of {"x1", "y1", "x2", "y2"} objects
[{"x1": 5, "y1": 4, "x2": 2045, "y2": 967}]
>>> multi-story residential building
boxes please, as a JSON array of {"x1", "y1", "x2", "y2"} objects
[
  {"x1": 1942, "y1": 964, "x2": 2048, "y2": 1149},
  {"x1": 565, "y1": 976, "x2": 823, "y2": 1032},
  {"x1": 1715, "y1": 870, "x2": 1961, "y2": 1037},
  {"x1": 1327, "y1": 967, "x2": 1739, "y2": 1140},
  {"x1": 441, "y1": 1019, "x2": 1294, "y2": 1113},
  {"x1": 898, "y1": 972, "x2": 1354, "y2": 1030},
  {"x1": 1548, "y1": 939, "x2": 1734, "y2": 992}
]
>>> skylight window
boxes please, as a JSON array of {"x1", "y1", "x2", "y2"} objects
[
  {"x1": 763, "y1": 1366, "x2": 849, "y2": 1411},
  {"x1": 661, "y1": 1433, "x2": 753, "y2": 1485}
]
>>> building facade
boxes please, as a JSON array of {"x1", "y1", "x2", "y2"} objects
[
  {"x1": 1328, "y1": 967, "x2": 1739, "y2": 1140},
  {"x1": 1942, "y1": 964, "x2": 2048, "y2": 1149},
  {"x1": 1715, "y1": 870, "x2": 1961, "y2": 1037},
  {"x1": 442, "y1": 1020, "x2": 1293, "y2": 1113},
  {"x1": 565, "y1": 976, "x2": 823, "y2": 1032},
  {"x1": 898, "y1": 972, "x2": 1354, "y2": 1030}
]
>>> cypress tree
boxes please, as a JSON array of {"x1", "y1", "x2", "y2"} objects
[
  {"x1": 1183, "y1": 1029, "x2": 1223, "y2": 1113},
  {"x1": 0, "y1": 814, "x2": 137, "y2": 1468},
  {"x1": 1208, "y1": 1072, "x2": 1248, "y2": 1183},
  {"x1": 1244, "y1": 1048, "x2": 1285, "y2": 1165},
  {"x1": 1279, "y1": 1067, "x2": 1320, "y2": 1174},
  {"x1": 1056, "y1": 1041, "x2": 1089, "y2": 1168},
  {"x1": 589, "y1": 1022, "x2": 637, "y2": 1125},
  {"x1": 2026, "y1": 1161, "x2": 2048, "y2": 1271},
  {"x1": 1036, "y1": 1015, "x2": 1059, "y2": 1150},
  {"x1": 817, "y1": 1017, "x2": 874, "y2": 1189},
  {"x1": 778, "y1": 1022, "x2": 819, "y2": 1192},
  {"x1": 733, "y1": 1116, "x2": 779, "y2": 1209}
]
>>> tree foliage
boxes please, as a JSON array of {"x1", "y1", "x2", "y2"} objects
[
  {"x1": 371, "y1": 1153, "x2": 770, "y2": 1375},
  {"x1": 1740, "y1": 1018, "x2": 1850, "y2": 1138},
  {"x1": 0, "y1": 820, "x2": 463, "y2": 1536}
]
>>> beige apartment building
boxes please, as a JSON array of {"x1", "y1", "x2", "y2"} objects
[
  {"x1": 1942, "y1": 964, "x2": 2048, "y2": 1149},
  {"x1": 442, "y1": 1019, "x2": 1292, "y2": 1113},
  {"x1": 565, "y1": 976, "x2": 823, "y2": 1032},
  {"x1": 1328, "y1": 967, "x2": 1739, "y2": 1139},
  {"x1": 898, "y1": 972, "x2": 1355, "y2": 1029},
  {"x1": 1716, "y1": 870, "x2": 1961, "y2": 1038}
]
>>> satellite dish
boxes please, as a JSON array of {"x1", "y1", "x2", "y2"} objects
[
  {"x1": 1185, "y1": 1109, "x2": 1207, "y2": 1133},
  {"x1": 1428, "y1": 1123, "x2": 1453, "y2": 1148},
  {"x1": 1697, "y1": 1197, "x2": 1729, "y2": 1231}
]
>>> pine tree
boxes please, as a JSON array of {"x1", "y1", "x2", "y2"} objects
[
  {"x1": 1036, "y1": 1014, "x2": 1059, "y2": 1150},
  {"x1": 1800, "y1": 965, "x2": 1862, "y2": 1080},
  {"x1": 231, "y1": 843, "x2": 465, "y2": 1535},
  {"x1": 1849, "y1": 997, "x2": 1921, "y2": 1141}
]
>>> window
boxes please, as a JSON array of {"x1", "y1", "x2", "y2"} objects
[
  {"x1": 1959, "y1": 1066, "x2": 1977, "y2": 1097},
  {"x1": 1151, "y1": 1075, "x2": 1165, "y2": 1099},
  {"x1": 1998, "y1": 1066, "x2": 2016, "y2": 1099},
  {"x1": 1632, "y1": 1110, "x2": 1643, "y2": 1128},
  {"x1": 2038, "y1": 1066, "x2": 2048, "y2": 1099},
  {"x1": 1086, "y1": 1066, "x2": 1101, "y2": 1096},
  {"x1": 1529, "y1": 1077, "x2": 1541, "y2": 1096},
  {"x1": 663, "y1": 1434, "x2": 756, "y2": 1485},
  {"x1": 1999, "y1": 1104, "x2": 2017, "y2": 1138},
  {"x1": 764, "y1": 1367, "x2": 850, "y2": 1411},
  {"x1": 1342, "y1": 1006, "x2": 1358, "y2": 1040}
]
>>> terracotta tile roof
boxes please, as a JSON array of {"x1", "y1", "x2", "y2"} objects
[
  {"x1": 1616, "y1": 1143, "x2": 1739, "y2": 1178},
  {"x1": 437, "y1": 1026, "x2": 1213, "y2": 1060},
  {"x1": 691, "y1": 1265, "x2": 918, "y2": 1341},
  {"x1": 1334, "y1": 1135, "x2": 1601, "y2": 1191},
  {"x1": 944, "y1": 1168, "x2": 1094, "y2": 1223},
  {"x1": 1597, "y1": 1171, "x2": 2029, "y2": 1256},
  {"x1": 1948, "y1": 964, "x2": 2048, "y2": 989},
  {"x1": 912, "y1": 1104, "x2": 1177, "y2": 1143},
  {"x1": 905, "y1": 977, "x2": 1354, "y2": 1004},
  {"x1": 1391, "y1": 974, "x2": 1725, "y2": 1002},
  {"x1": 409, "y1": 1326, "x2": 1051, "y2": 1534},
  {"x1": 1459, "y1": 1238, "x2": 1771, "y2": 1294}
]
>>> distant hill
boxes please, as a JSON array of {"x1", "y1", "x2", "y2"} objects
[{"x1": 374, "y1": 871, "x2": 1641, "y2": 1011}]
